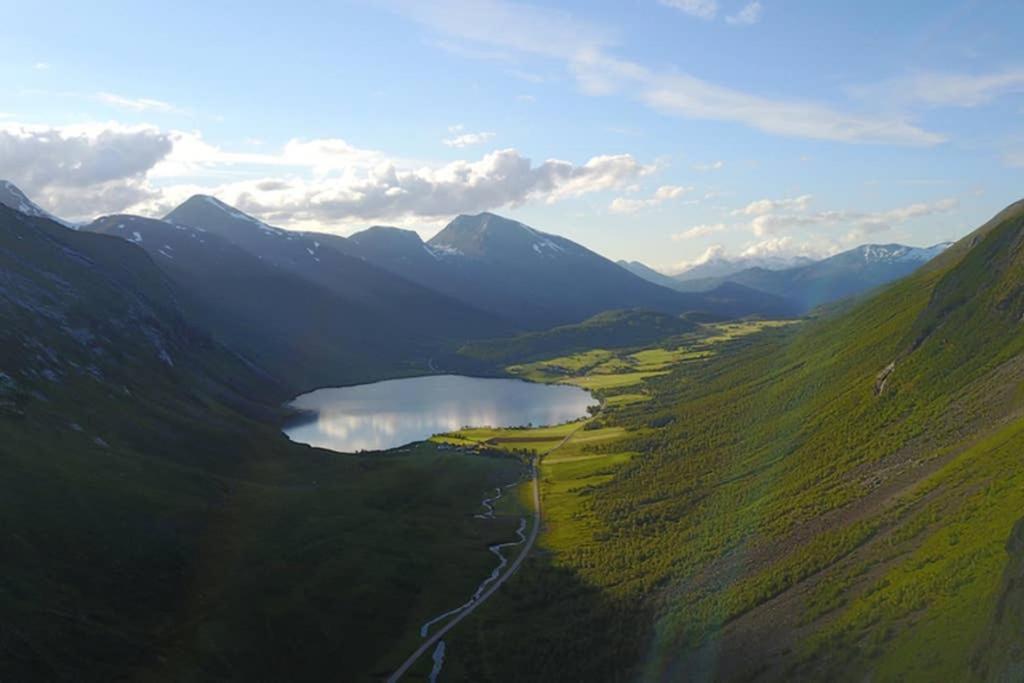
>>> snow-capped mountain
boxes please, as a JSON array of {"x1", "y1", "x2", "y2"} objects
[
  {"x1": 672, "y1": 242, "x2": 952, "y2": 312},
  {"x1": 346, "y1": 212, "x2": 798, "y2": 328},
  {"x1": 0, "y1": 180, "x2": 75, "y2": 228},
  {"x1": 858, "y1": 243, "x2": 953, "y2": 263},
  {"x1": 673, "y1": 253, "x2": 816, "y2": 282}
]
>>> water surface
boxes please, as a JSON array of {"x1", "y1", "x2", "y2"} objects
[{"x1": 284, "y1": 374, "x2": 596, "y2": 453}]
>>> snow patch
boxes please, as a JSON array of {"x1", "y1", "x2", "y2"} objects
[{"x1": 429, "y1": 243, "x2": 464, "y2": 257}]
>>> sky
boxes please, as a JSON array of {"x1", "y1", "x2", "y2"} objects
[{"x1": 2, "y1": 0, "x2": 1023, "y2": 272}]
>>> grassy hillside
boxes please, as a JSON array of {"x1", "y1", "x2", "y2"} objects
[
  {"x1": 438, "y1": 201, "x2": 1024, "y2": 680},
  {"x1": 457, "y1": 309, "x2": 702, "y2": 367},
  {"x1": 0, "y1": 207, "x2": 529, "y2": 681}
]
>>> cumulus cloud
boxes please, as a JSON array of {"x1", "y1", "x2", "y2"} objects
[
  {"x1": 154, "y1": 144, "x2": 654, "y2": 227},
  {"x1": 659, "y1": 0, "x2": 718, "y2": 19},
  {"x1": 739, "y1": 236, "x2": 829, "y2": 260},
  {"x1": 609, "y1": 184, "x2": 691, "y2": 213},
  {"x1": 732, "y1": 194, "x2": 813, "y2": 216},
  {"x1": 726, "y1": 1, "x2": 763, "y2": 25},
  {"x1": 671, "y1": 222, "x2": 726, "y2": 240},
  {"x1": 0, "y1": 123, "x2": 173, "y2": 218},
  {"x1": 668, "y1": 244, "x2": 727, "y2": 273},
  {"x1": 0, "y1": 119, "x2": 654, "y2": 227}
]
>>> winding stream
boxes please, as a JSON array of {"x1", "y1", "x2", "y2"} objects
[{"x1": 416, "y1": 479, "x2": 530, "y2": 680}]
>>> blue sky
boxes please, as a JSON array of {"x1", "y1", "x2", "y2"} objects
[{"x1": 2, "y1": 0, "x2": 1023, "y2": 271}]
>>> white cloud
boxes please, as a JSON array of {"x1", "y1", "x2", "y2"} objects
[
  {"x1": 739, "y1": 236, "x2": 830, "y2": 260},
  {"x1": 204, "y1": 150, "x2": 652, "y2": 226},
  {"x1": 443, "y1": 130, "x2": 496, "y2": 148},
  {"x1": 96, "y1": 93, "x2": 178, "y2": 113},
  {"x1": 654, "y1": 185, "x2": 688, "y2": 200},
  {"x1": 852, "y1": 68, "x2": 1024, "y2": 108},
  {"x1": 667, "y1": 244, "x2": 727, "y2": 272},
  {"x1": 693, "y1": 160, "x2": 725, "y2": 172},
  {"x1": 33, "y1": 62, "x2": 50, "y2": 71},
  {"x1": 632, "y1": 63, "x2": 944, "y2": 145},
  {"x1": 671, "y1": 222, "x2": 726, "y2": 240},
  {"x1": 516, "y1": 94, "x2": 537, "y2": 103},
  {"x1": 1, "y1": 119, "x2": 655, "y2": 227},
  {"x1": 0, "y1": 122, "x2": 173, "y2": 218},
  {"x1": 726, "y1": 1, "x2": 763, "y2": 25},
  {"x1": 732, "y1": 194, "x2": 813, "y2": 216},
  {"x1": 391, "y1": 0, "x2": 943, "y2": 145},
  {"x1": 610, "y1": 184, "x2": 691, "y2": 213},
  {"x1": 385, "y1": 0, "x2": 613, "y2": 61},
  {"x1": 733, "y1": 194, "x2": 959, "y2": 237},
  {"x1": 659, "y1": 0, "x2": 718, "y2": 19}
]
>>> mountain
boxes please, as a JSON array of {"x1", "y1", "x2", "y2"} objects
[
  {"x1": 0, "y1": 180, "x2": 74, "y2": 227},
  {"x1": 673, "y1": 252, "x2": 815, "y2": 282},
  {"x1": 456, "y1": 199, "x2": 1024, "y2": 681},
  {"x1": 0, "y1": 203, "x2": 529, "y2": 681},
  {"x1": 163, "y1": 196, "x2": 508, "y2": 341},
  {"x1": 617, "y1": 260, "x2": 683, "y2": 289},
  {"x1": 673, "y1": 242, "x2": 952, "y2": 312},
  {"x1": 84, "y1": 213, "x2": 474, "y2": 391},
  {"x1": 346, "y1": 212, "x2": 799, "y2": 327}
]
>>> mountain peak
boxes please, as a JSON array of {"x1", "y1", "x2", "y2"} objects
[
  {"x1": 0, "y1": 180, "x2": 73, "y2": 227},
  {"x1": 165, "y1": 194, "x2": 283, "y2": 236},
  {"x1": 429, "y1": 212, "x2": 570, "y2": 260},
  {"x1": 349, "y1": 225, "x2": 424, "y2": 244},
  {"x1": 851, "y1": 242, "x2": 953, "y2": 264}
]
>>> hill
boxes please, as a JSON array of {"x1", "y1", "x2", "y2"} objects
[
  {"x1": 458, "y1": 309, "x2": 702, "y2": 367},
  {"x1": 446, "y1": 199, "x2": 1024, "y2": 681}
]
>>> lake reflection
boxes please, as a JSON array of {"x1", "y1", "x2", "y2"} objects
[{"x1": 283, "y1": 374, "x2": 597, "y2": 453}]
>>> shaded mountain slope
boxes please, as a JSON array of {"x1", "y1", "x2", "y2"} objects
[
  {"x1": 346, "y1": 213, "x2": 799, "y2": 327},
  {"x1": 85, "y1": 214, "x2": 477, "y2": 391},
  {"x1": 0, "y1": 204, "x2": 530, "y2": 682},
  {"x1": 617, "y1": 259, "x2": 684, "y2": 290},
  {"x1": 164, "y1": 196, "x2": 508, "y2": 341}
]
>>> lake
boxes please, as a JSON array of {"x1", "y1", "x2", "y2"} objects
[{"x1": 283, "y1": 374, "x2": 598, "y2": 453}]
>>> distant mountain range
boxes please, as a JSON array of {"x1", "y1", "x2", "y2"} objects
[
  {"x1": 343, "y1": 212, "x2": 795, "y2": 328},
  {"x1": 672, "y1": 253, "x2": 816, "y2": 282},
  {"x1": 0, "y1": 182, "x2": 798, "y2": 390},
  {"x1": 624, "y1": 242, "x2": 951, "y2": 313}
]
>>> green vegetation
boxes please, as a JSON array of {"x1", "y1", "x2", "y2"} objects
[
  {"x1": 0, "y1": 207, "x2": 530, "y2": 681},
  {"x1": 441, "y1": 206, "x2": 1024, "y2": 680},
  {"x1": 458, "y1": 309, "x2": 699, "y2": 366}
]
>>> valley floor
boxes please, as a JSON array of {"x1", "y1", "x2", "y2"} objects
[{"x1": 405, "y1": 301, "x2": 1024, "y2": 681}]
